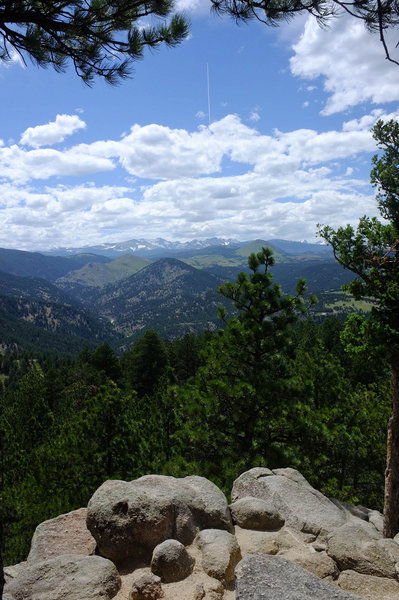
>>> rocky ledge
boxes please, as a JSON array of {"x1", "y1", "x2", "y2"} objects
[{"x1": 4, "y1": 467, "x2": 399, "y2": 600}]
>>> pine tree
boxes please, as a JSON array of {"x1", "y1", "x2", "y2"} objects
[
  {"x1": 0, "y1": 0, "x2": 189, "y2": 83},
  {"x1": 319, "y1": 118, "x2": 399, "y2": 537},
  {"x1": 173, "y1": 248, "x2": 315, "y2": 488}
]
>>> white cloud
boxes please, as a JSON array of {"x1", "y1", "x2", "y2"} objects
[
  {"x1": 73, "y1": 121, "x2": 226, "y2": 179},
  {"x1": 174, "y1": 0, "x2": 210, "y2": 14},
  {"x1": 0, "y1": 145, "x2": 114, "y2": 183},
  {"x1": 0, "y1": 49, "x2": 24, "y2": 70},
  {"x1": 290, "y1": 14, "x2": 399, "y2": 114},
  {"x1": 249, "y1": 110, "x2": 261, "y2": 122},
  {"x1": 20, "y1": 114, "x2": 87, "y2": 148},
  {"x1": 0, "y1": 111, "x2": 389, "y2": 250}
]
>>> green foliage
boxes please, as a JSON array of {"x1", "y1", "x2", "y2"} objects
[
  {"x1": 371, "y1": 119, "x2": 399, "y2": 231},
  {"x1": 210, "y1": 0, "x2": 399, "y2": 65},
  {"x1": 319, "y1": 120, "x2": 399, "y2": 357},
  {"x1": 88, "y1": 344, "x2": 121, "y2": 382},
  {"x1": 122, "y1": 330, "x2": 169, "y2": 397},
  {"x1": 319, "y1": 118, "x2": 399, "y2": 537},
  {"x1": 0, "y1": 307, "x2": 392, "y2": 563},
  {"x1": 165, "y1": 332, "x2": 210, "y2": 382},
  {"x1": 291, "y1": 336, "x2": 389, "y2": 507},
  {"x1": 1, "y1": 371, "x2": 166, "y2": 564},
  {"x1": 167, "y1": 248, "x2": 316, "y2": 490},
  {"x1": 0, "y1": 0, "x2": 189, "y2": 84}
]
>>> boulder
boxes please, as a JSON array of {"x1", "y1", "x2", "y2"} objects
[
  {"x1": 279, "y1": 548, "x2": 339, "y2": 579},
  {"x1": 229, "y1": 497, "x2": 284, "y2": 530},
  {"x1": 234, "y1": 526, "x2": 279, "y2": 557},
  {"x1": 235, "y1": 554, "x2": 363, "y2": 600},
  {"x1": 27, "y1": 507, "x2": 96, "y2": 563},
  {"x1": 231, "y1": 468, "x2": 346, "y2": 537},
  {"x1": 4, "y1": 563, "x2": 26, "y2": 586},
  {"x1": 160, "y1": 571, "x2": 225, "y2": 600},
  {"x1": 330, "y1": 499, "x2": 370, "y2": 522},
  {"x1": 326, "y1": 520, "x2": 399, "y2": 578},
  {"x1": 184, "y1": 476, "x2": 233, "y2": 531},
  {"x1": 130, "y1": 572, "x2": 164, "y2": 600},
  {"x1": 5, "y1": 554, "x2": 120, "y2": 600},
  {"x1": 86, "y1": 474, "x2": 232, "y2": 563},
  {"x1": 151, "y1": 539, "x2": 194, "y2": 583},
  {"x1": 234, "y1": 524, "x2": 313, "y2": 558},
  {"x1": 338, "y1": 569, "x2": 399, "y2": 600},
  {"x1": 234, "y1": 522, "x2": 338, "y2": 579},
  {"x1": 272, "y1": 468, "x2": 315, "y2": 488},
  {"x1": 195, "y1": 529, "x2": 241, "y2": 583},
  {"x1": 368, "y1": 510, "x2": 384, "y2": 534}
]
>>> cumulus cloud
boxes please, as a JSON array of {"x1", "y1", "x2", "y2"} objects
[
  {"x1": 0, "y1": 110, "x2": 389, "y2": 250},
  {"x1": 0, "y1": 145, "x2": 114, "y2": 183},
  {"x1": 20, "y1": 114, "x2": 87, "y2": 148},
  {"x1": 290, "y1": 14, "x2": 399, "y2": 114}
]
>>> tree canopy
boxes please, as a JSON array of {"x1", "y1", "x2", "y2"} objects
[
  {"x1": 0, "y1": 0, "x2": 189, "y2": 83},
  {"x1": 1, "y1": 0, "x2": 399, "y2": 83},
  {"x1": 319, "y1": 118, "x2": 399, "y2": 538},
  {"x1": 210, "y1": 0, "x2": 399, "y2": 66}
]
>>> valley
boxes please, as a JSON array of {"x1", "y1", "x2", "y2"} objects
[{"x1": 0, "y1": 238, "x2": 368, "y2": 354}]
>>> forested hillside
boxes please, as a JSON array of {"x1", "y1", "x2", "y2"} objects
[
  {"x1": 0, "y1": 249, "x2": 390, "y2": 567},
  {"x1": 0, "y1": 249, "x2": 109, "y2": 281},
  {"x1": 0, "y1": 240, "x2": 367, "y2": 353}
]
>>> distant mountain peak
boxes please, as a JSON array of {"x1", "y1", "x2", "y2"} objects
[{"x1": 43, "y1": 237, "x2": 240, "y2": 258}]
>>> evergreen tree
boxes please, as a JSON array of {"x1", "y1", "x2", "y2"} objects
[
  {"x1": 172, "y1": 248, "x2": 315, "y2": 488},
  {"x1": 88, "y1": 343, "x2": 121, "y2": 382},
  {"x1": 0, "y1": 0, "x2": 189, "y2": 83},
  {"x1": 319, "y1": 118, "x2": 399, "y2": 537},
  {"x1": 123, "y1": 330, "x2": 169, "y2": 397},
  {"x1": 210, "y1": 0, "x2": 399, "y2": 66},
  {"x1": 292, "y1": 333, "x2": 389, "y2": 507}
]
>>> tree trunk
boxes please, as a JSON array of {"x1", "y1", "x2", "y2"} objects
[
  {"x1": 0, "y1": 549, "x2": 3, "y2": 600},
  {"x1": 383, "y1": 350, "x2": 399, "y2": 537}
]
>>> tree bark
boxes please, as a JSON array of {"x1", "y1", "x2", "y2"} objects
[
  {"x1": 0, "y1": 550, "x2": 3, "y2": 600},
  {"x1": 383, "y1": 350, "x2": 399, "y2": 537}
]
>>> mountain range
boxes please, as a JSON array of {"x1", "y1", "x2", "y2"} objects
[
  {"x1": 0, "y1": 238, "x2": 360, "y2": 354},
  {"x1": 42, "y1": 237, "x2": 332, "y2": 260}
]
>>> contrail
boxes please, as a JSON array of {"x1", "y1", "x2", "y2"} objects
[{"x1": 207, "y1": 63, "x2": 211, "y2": 127}]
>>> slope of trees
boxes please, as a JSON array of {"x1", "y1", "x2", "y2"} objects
[
  {"x1": 319, "y1": 119, "x2": 399, "y2": 538},
  {"x1": 0, "y1": 252, "x2": 391, "y2": 566}
]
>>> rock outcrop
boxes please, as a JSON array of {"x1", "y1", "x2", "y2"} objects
[
  {"x1": 231, "y1": 467, "x2": 346, "y2": 537},
  {"x1": 5, "y1": 554, "x2": 121, "y2": 600},
  {"x1": 235, "y1": 554, "x2": 362, "y2": 599},
  {"x1": 86, "y1": 474, "x2": 233, "y2": 563},
  {"x1": 4, "y1": 467, "x2": 399, "y2": 600},
  {"x1": 27, "y1": 507, "x2": 96, "y2": 564}
]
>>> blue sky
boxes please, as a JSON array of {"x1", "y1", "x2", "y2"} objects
[{"x1": 1, "y1": 0, "x2": 399, "y2": 251}]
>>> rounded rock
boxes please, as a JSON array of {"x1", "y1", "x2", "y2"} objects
[
  {"x1": 130, "y1": 572, "x2": 164, "y2": 600},
  {"x1": 151, "y1": 539, "x2": 194, "y2": 583},
  {"x1": 229, "y1": 497, "x2": 284, "y2": 530}
]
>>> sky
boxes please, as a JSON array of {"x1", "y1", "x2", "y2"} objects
[{"x1": 1, "y1": 0, "x2": 399, "y2": 251}]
